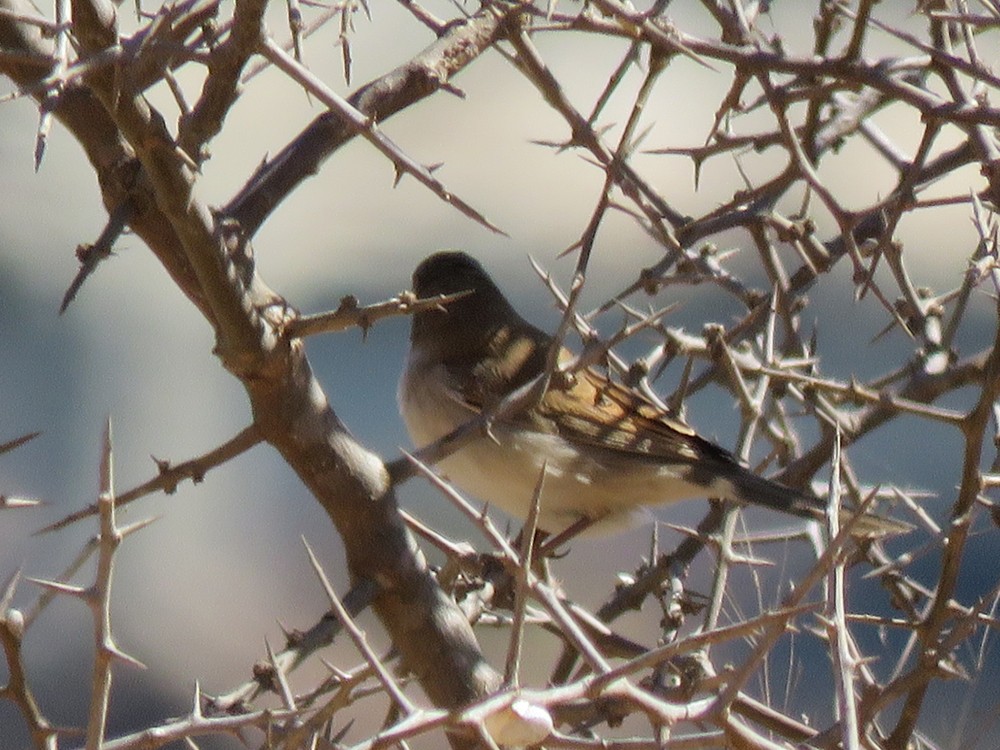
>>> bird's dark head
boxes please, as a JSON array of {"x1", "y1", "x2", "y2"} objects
[
  {"x1": 409, "y1": 252, "x2": 518, "y2": 348},
  {"x1": 412, "y1": 251, "x2": 496, "y2": 299}
]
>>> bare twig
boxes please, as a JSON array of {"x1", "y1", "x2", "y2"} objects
[
  {"x1": 287, "y1": 290, "x2": 471, "y2": 339},
  {"x1": 36, "y1": 424, "x2": 263, "y2": 535}
]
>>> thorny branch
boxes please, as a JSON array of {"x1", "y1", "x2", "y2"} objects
[{"x1": 3, "y1": 1, "x2": 1000, "y2": 749}]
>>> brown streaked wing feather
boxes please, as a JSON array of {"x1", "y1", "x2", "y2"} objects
[
  {"x1": 452, "y1": 330, "x2": 727, "y2": 466},
  {"x1": 534, "y1": 368, "x2": 708, "y2": 462}
]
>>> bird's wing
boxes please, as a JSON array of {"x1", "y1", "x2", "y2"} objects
[
  {"x1": 452, "y1": 341, "x2": 732, "y2": 466},
  {"x1": 450, "y1": 350, "x2": 910, "y2": 536},
  {"x1": 533, "y1": 367, "x2": 729, "y2": 465}
]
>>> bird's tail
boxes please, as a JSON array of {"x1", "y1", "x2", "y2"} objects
[{"x1": 726, "y1": 469, "x2": 911, "y2": 538}]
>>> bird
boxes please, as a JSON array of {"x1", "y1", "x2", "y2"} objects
[{"x1": 399, "y1": 250, "x2": 904, "y2": 538}]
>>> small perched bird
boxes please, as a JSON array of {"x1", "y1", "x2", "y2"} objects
[{"x1": 399, "y1": 251, "x2": 903, "y2": 537}]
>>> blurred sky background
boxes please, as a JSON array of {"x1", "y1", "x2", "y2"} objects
[{"x1": 1, "y1": 1, "x2": 998, "y2": 747}]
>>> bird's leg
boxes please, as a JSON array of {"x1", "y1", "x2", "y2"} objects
[
  {"x1": 535, "y1": 516, "x2": 595, "y2": 559},
  {"x1": 510, "y1": 527, "x2": 551, "y2": 580}
]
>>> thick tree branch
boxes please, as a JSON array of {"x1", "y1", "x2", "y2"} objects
[{"x1": 2, "y1": 0, "x2": 507, "y2": 736}]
